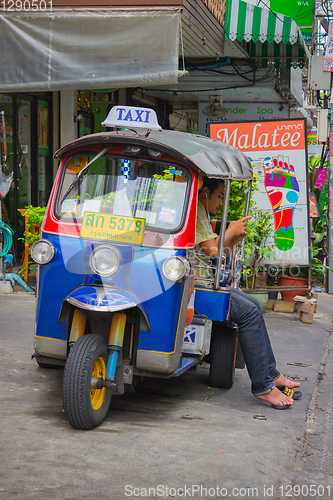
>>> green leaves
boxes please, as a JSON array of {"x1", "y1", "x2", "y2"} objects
[
  {"x1": 19, "y1": 205, "x2": 46, "y2": 246},
  {"x1": 308, "y1": 153, "x2": 329, "y2": 193},
  {"x1": 244, "y1": 205, "x2": 275, "y2": 267}
]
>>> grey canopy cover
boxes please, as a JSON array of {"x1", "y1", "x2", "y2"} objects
[{"x1": 55, "y1": 129, "x2": 253, "y2": 181}]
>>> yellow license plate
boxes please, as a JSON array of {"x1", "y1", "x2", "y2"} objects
[{"x1": 80, "y1": 212, "x2": 146, "y2": 245}]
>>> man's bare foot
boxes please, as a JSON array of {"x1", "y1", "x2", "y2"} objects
[
  {"x1": 256, "y1": 387, "x2": 293, "y2": 407},
  {"x1": 273, "y1": 374, "x2": 300, "y2": 389}
]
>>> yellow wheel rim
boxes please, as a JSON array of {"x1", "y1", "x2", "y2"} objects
[{"x1": 90, "y1": 356, "x2": 107, "y2": 410}]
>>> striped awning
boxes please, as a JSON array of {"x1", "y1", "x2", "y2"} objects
[{"x1": 225, "y1": 0, "x2": 309, "y2": 67}]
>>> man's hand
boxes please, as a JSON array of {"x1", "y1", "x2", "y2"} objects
[
  {"x1": 227, "y1": 216, "x2": 252, "y2": 244},
  {"x1": 199, "y1": 215, "x2": 251, "y2": 258}
]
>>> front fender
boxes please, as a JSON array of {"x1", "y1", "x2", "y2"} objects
[{"x1": 59, "y1": 286, "x2": 151, "y2": 330}]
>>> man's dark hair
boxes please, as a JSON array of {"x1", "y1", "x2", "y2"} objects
[{"x1": 201, "y1": 177, "x2": 225, "y2": 195}]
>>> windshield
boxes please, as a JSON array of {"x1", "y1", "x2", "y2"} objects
[{"x1": 57, "y1": 154, "x2": 190, "y2": 233}]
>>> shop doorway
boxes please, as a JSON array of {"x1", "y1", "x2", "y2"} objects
[{"x1": 0, "y1": 93, "x2": 53, "y2": 258}]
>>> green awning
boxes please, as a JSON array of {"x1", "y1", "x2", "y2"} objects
[{"x1": 225, "y1": 0, "x2": 309, "y2": 67}]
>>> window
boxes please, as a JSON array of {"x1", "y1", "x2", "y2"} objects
[{"x1": 57, "y1": 154, "x2": 190, "y2": 233}]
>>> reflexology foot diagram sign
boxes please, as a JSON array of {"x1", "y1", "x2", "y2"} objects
[{"x1": 210, "y1": 119, "x2": 310, "y2": 266}]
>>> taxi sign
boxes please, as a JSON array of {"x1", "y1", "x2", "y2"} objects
[
  {"x1": 102, "y1": 105, "x2": 162, "y2": 130},
  {"x1": 81, "y1": 211, "x2": 146, "y2": 245}
]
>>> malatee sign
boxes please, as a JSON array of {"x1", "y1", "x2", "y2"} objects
[{"x1": 210, "y1": 120, "x2": 305, "y2": 151}]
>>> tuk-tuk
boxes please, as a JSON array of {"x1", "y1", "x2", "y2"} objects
[{"x1": 31, "y1": 106, "x2": 253, "y2": 430}]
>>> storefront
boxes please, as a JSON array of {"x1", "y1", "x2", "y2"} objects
[
  {"x1": 0, "y1": 7, "x2": 180, "y2": 257},
  {"x1": 0, "y1": 93, "x2": 53, "y2": 255}
]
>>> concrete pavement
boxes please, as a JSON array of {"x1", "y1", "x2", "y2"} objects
[{"x1": 0, "y1": 290, "x2": 332, "y2": 500}]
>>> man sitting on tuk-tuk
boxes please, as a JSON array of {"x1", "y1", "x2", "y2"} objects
[{"x1": 196, "y1": 178, "x2": 302, "y2": 410}]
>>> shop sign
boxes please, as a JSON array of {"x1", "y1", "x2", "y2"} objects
[
  {"x1": 308, "y1": 127, "x2": 323, "y2": 155},
  {"x1": 324, "y1": 21, "x2": 333, "y2": 71},
  {"x1": 309, "y1": 193, "x2": 319, "y2": 218},
  {"x1": 197, "y1": 102, "x2": 288, "y2": 136},
  {"x1": 270, "y1": 0, "x2": 313, "y2": 41},
  {"x1": 210, "y1": 119, "x2": 310, "y2": 266}
]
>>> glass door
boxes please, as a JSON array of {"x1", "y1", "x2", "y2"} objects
[
  {"x1": 17, "y1": 97, "x2": 32, "y2": 209},
  {"x1": 15, "y1": 96, "x2": 34, "y2": 255},
  {"x1": 0, "y1": 93, "x2": 52, "y2": 259},
  {"x1": 38, "y1": 99, "x2": 50, "y2": 207},
  {"x1": 0, "y1": 95, "x2": 14, "y2": 232}
]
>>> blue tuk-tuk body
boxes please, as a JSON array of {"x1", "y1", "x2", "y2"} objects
[{"x1": 31, "y1": 106, "x2": 252, "y2": 429}]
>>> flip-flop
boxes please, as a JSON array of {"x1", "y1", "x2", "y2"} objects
[
  {"x1": 278, "y1": 386, "x2": 302, "y2": 400},
  {"x1": 272, "y1": 403, "x2": 292, "y2": 410}
]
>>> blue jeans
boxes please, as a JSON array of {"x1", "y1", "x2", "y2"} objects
[{"x1": 230, "y1": 288, "x2": 280, "y2": 396}]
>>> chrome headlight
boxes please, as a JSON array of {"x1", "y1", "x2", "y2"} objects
[
  {"x1": 163, "y1": 256, "x2": 190, "y2": 282},
  {"x1": 31, "y1": 239, "x2": 55, "y2": 264},
  {"x1": 90, "y1": 245, "x2": 121, "y2": 277}
]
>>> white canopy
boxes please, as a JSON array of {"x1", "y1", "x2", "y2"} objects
[{"x1": 0, "y1": 9, "x2": 179, "y2": 91}]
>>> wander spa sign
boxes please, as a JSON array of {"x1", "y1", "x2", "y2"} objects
[{"x1": 210, "y1": 119, "x2": 310, "y2": 266}]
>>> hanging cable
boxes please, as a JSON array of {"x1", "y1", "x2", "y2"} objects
[
  {"x1": 172, "y1": 102, "x2": 185, "y2": 130},
  {"x1": 258, "y1": 0, "x2": 307, "y2": 23}
]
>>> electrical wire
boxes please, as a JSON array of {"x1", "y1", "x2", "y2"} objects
[
  {"x1": 231, "y1": 63, "x2": 255, "y2": 82},
  {"x1": 186, "y1": 61, "x2": 275, "y2": 82},
  {"x1": 172, "y1": 102, "x2": 185, "y2": 130},
  {"x1": 258, "y1": 0, "x2": 309, "y2": 24},
  {"x1": 158, "y1": 63, "x2": 277, "y2": 94},
  {"x1": 143, "y1": 83, "x2": 263, "y2": 93}
]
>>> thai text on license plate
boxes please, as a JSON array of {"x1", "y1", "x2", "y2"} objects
[{"x1": 80, "y1": 211, "x2": 146, "y2": 245}]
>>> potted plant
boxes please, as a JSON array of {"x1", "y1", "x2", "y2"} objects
[
  {"x1": 214, "y1": 178, "x2": 274, "y2": 311},
  {"x1": 242, "y1": 203, "x2": 275, "y2": 311},
  {"x1": 277, "y1": 247, "x2": 330, "y2": 301},
  {"x1": 308, "y1": 153, "x2": 329, "y2": 195},
  {"x1": 278, "y1": 269, "x2": 309, "y2": 302},
  {"x1": 18, "y1": 205, "x2": 46, "y2": 282}
]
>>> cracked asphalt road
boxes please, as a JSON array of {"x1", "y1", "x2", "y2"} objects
[{"x1": 0, "y1": 292, "x2": 333, "y2": 500}]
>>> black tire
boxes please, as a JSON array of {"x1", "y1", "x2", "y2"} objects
[
  {"x1": 209, "y1": 324, "x2": 237, "y2": 389},
  {"x1": 35, "y1": 356, "x2": 64, "y2": 369},
  {"x1": 63, "y1": 334, "x2": 112, "y2": 430},
  {"x1": 36, "y1": 360, "x2": 62, "y2": 369}
]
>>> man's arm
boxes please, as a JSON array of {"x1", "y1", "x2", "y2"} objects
[{"x1": 199, "y1": 216, "x2": 251, "y2": 257}]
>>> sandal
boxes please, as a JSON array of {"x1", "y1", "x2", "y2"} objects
[
  {"x1": 272, "y1": 403, "x2": 292, "y2": 410},
  {"x1": 278, "y1": 386, "x2": 302, "y2": 400}
]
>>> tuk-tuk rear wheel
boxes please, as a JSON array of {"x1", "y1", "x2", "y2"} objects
[
  {"x1": 63, "y1": 334, "x2": 112, "y2": 430},
  {"x1": 209, "y1": 325, "x2": 237, "y2": 389}
]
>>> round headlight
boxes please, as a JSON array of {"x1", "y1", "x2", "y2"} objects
[
  {"x1": 31, "y1": 239, "x2": 55, "y2": 264},
  {"x1": 90, "y1": 245, "x2": 121, "y2": 277},
  {"x1": 163, "y1": 257, "x2": 190, "y2": 282}
]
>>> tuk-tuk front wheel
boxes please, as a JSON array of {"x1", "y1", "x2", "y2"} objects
[{"x1": 63, "y1": 334, "x2": 112, "y2": 430}]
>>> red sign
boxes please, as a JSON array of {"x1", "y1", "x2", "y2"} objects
[
  {"x1": 309, "y1": 194, "x2": 319, "y2": 218},
  {"x1": 210, "y1": 120, "x2": 306, "y2": 152}
]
